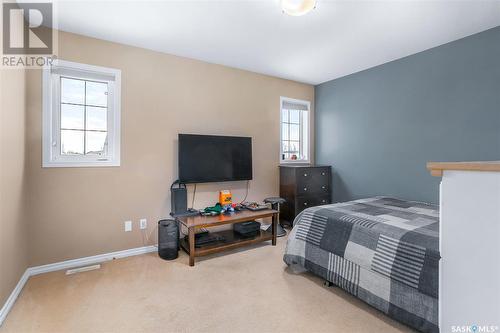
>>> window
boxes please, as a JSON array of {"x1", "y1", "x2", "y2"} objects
[
  {"x1": 280, "y1": 97, "x2": 310, "y2": 163},
  {"x1": 43, "y1": 59, "x2": 121, "y2": 167}
]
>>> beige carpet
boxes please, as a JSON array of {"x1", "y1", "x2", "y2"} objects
[{"x1": 1, "y1": 237, "x2": 413, "y2": 333}]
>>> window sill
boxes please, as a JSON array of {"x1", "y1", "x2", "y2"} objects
[
  {"x1": 42, "y1": 160, "x2": 120, "y2": 168},
  {"x1": 280, "y1": 160, "x2": 311, "y2": 165}
]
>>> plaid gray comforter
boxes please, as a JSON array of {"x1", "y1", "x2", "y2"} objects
[{"x1": 284, "y1": 197, "x2": 439, "y2": 333}]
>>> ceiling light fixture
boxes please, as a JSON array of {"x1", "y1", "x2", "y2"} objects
[{"x1": 281, "y1": 0, "x2": 317, "y2": 16}]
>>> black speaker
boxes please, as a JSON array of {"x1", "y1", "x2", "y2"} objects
[
  {"x1": 158, "y1": 219, "x2": 179, "y2": 260},
  {"x1": 171, "y1": 183, "x2": 187, "y2": 216}
]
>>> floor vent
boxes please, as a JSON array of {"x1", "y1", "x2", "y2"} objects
[{"x1": 65, "y1": 264, "x2": 101, "y2": 275}]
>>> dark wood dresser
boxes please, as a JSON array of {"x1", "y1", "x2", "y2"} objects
[{"x1": 279, "y1": 165, "x2": 332, "y2": 225}]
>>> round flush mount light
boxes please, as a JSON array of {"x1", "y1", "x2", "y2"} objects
[{"x1": 281, "y1": 0, "x2": 317, "y2": 16}]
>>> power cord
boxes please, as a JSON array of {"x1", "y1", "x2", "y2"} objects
[
  {"x1": 239, "y1": 180, "x2": 249, "y2": 204},
  {"x1": 141, "y1": 223, "x2": 159, "y2": 248},
  {"x1": 191, "y1": 183, "x2": 197, "y2": 209}
]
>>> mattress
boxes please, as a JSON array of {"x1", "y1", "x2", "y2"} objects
[{"x1": 283, "y1": 197, "x2": 439, "y2": 332}]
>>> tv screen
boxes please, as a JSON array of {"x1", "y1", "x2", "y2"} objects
[{"x1": 178, "y1": 134, "x2": 253, "y2": 183}]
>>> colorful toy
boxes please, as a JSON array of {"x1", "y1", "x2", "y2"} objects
[{"x1": 219, "y1": 190, "x2": 232, "y2": 206}]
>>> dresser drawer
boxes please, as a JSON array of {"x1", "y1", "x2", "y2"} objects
[
  {"x1": 297, "y1": 182, "x2": 330, "y2": 195},
  {"x1": 296, "y1": 195, "x2": 331, "y2": 214},
  {"x1": 311, "y1": 167, "x2": 330, "y2": 179},
  {"x1": 297, "y1": 167, "x2": 330, "y2": 195}
]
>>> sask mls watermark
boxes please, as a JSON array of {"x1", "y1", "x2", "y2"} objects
[
  {"x1": 452, "y1": 325, "x2": 500, "y2": 333},
  {"x1": 2, "y1": 1, "x2": 57, "y2": 68}
]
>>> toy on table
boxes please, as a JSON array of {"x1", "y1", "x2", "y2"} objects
[
  {"x1": 219, "y1": 190, "x2": 234, "y2": 213},
  {"x1": 202, "y1": 203, "x2": 223, "y2": 216},
  {"x1": 201, "y1": 190, "x2": 245, "y2": 216}
]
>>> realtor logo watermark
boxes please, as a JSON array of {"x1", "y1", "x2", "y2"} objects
[
  {"x1": 452, "y1": 325, "x2": 499, "y2": 333},
  {"x1": 2, "y1": 2, "x2": 56, "y2": 67}
]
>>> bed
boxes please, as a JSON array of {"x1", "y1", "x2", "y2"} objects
[{"x1": 283, "y1": 197, "x2": 439, "y2": 333}]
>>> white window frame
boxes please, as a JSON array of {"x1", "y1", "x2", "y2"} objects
[
  {"x1": 280, "y1": 96, "x2": 311, "y2": 164},
  {"x1": 42, "y1": 59, "x2": 121, "y2": 167}
]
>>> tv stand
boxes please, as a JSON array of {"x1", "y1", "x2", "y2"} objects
[{"x1": 176, "y1": 209, "x2": 278, "y2": 266}]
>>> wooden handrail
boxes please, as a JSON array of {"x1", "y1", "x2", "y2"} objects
[{"x1": 427, "y1": 161, "x2": 500, "y2": 177}]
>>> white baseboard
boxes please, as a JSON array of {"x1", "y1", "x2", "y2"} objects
[
  {"x1": 0, "y1": 245, "x2": 157, "y2": 326},
  {"x1": 0, "y1": 269, "x2": 30, "y2": 326},
  {"x1": 29, "y1": 245, "x2": 157, "y2": 276}
]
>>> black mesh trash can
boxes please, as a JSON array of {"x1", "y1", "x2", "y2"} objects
[{"x1": 158, "y1": 219, "x2": 179, "y2": 260}]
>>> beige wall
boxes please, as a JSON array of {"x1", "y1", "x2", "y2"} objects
[
  {"x1": 0, "y1": 68, "x2": 29, "y2": 306},
  {"x1": 26, "y1": 31, "x2": 314, "y2": 266}
]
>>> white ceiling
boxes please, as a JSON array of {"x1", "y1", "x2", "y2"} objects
[{"x1": 52, "y1": 0, "x2": 500, "y2": 85}]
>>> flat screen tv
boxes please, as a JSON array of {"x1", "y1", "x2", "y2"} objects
[{"x1": 178, "y1": 134, "x2": 253, "y2": 184}]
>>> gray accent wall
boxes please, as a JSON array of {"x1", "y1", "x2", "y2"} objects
[{"x1": 315, "y1": 26, "x2": 500, "y2": 204}]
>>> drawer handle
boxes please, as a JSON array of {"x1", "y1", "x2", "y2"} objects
[
  {"x1": 322, "y1": 185, "x2": 326, "y2": 189},
  {"x1": 303, "y1": 173, "x2": 308, "y2": 177},
  {"x1": 322, "y1": 199, "x2": 326, "y2": 203},
  {"x1": 303, "y1": 187, "x2": 307, "y2": 191},
  {"x1": 303, "y1": 202, "x2": 308, "y2": 206},
  {"x1": 321, "y1": 172, "x2": 326, "y2": 176}
]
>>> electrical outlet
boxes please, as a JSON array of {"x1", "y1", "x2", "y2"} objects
[
  {"x1": 124, "y1": 220, "x2": 132, "y2": 232},
  {"x1": 139, "y1": 218, "x2": 147, "y2": 230}
]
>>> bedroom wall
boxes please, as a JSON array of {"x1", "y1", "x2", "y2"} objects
[
  {"x1": 25, "y1": 31, "x2": 314, "y2": 266},
  {"x1": 0, "y1": 69, "x2": 29, "y2": 306},
  {"x1": 315, "y1": 26, "x2": 500, "y2": 204}
]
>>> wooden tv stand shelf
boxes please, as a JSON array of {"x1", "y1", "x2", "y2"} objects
[{"x1": 176, "y1": 209, "x2": 278, "y2": 266}]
